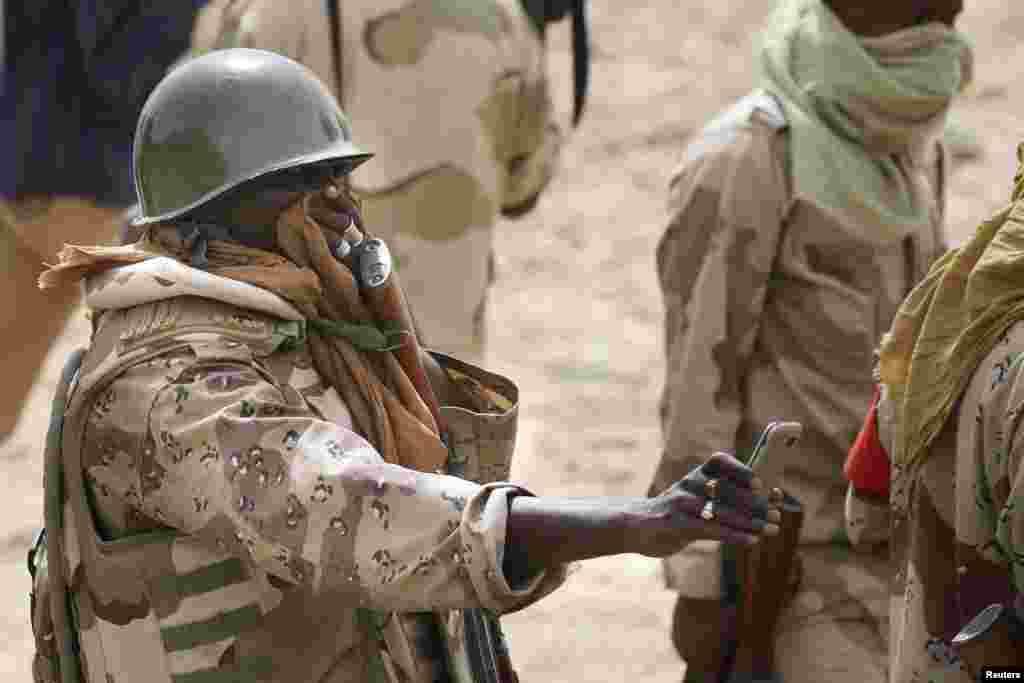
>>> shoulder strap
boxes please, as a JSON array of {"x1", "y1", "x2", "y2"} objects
[
  {"x1": 43, "y1": 348, "x2": 88, "y2": 683},
  {"x1": 326, "y1": 0, "x2": 344, "y2": 106}
]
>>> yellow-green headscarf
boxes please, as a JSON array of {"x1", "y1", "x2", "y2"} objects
[
  {"x1": 880, "y1": 145, "x2": 1024, "y2": 467},
  {"x1": 760, "y1": 0, "x2": 973, "y2": 243}
]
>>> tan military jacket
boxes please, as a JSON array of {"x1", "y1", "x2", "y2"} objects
[
  {"x1": 190, "y1": 0, "x2": 561, "y2": 361},
  {"x1": 50, "y1": 258, "x2": 564, "y2": 683},
  {"x1": 855, "y1": 322, "x2": 1024, "y2": 683},
  {"x1": 652, "y1": 90, "x2": 947, "y2": 596}
]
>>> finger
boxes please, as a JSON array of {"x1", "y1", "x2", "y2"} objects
[
  {"x1": 307, "y1": 207, "x2": 354, "y2": 234},
  {"x1": 318, "y1": 183, "x2": 357, "y2": 206},
  {"x1": 667, "y1": 495, "x2": 776, "y2": 537},
  {"x1": 675, "y1": 469, "x2": 709, "y2": 499},
  {"x1": 310, "y1": 190, "x2": 362, "y2": 221},
  {"x1": 701, "y1": 501, "x2": 779, "y2": 537},
  {"x1": 692, "y1": 517, "x2": 763, "y2": 546},
  {"x1": 707, "y1": 477, "x2": 780, "y2": 522},
  {"x1": 716, "y1": 529, "x2": 762, "y2": 547},
  {"x1": 703, "y1": 451, "x2": 757, "y2": 488},
  {"x1": 674, "y1": 471, "x2": 780, "y2": 525}
]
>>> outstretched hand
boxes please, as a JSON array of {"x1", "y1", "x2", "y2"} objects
[
  {"x1": 637, "y1": 452, "x2": 782, "y2": 557},
  {"x1": 502, "y1": 451, "x2": 783, "y2": 584}
]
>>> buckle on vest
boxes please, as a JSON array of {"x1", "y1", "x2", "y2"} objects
[{"x1": 27, "y1": 527, "x2": 46, "y2": 580}]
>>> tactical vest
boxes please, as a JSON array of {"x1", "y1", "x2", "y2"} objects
[{"x1": 28, "y1": 296, "x2": 520, "y2": 683}]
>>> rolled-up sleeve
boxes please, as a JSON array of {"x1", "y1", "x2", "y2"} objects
[{"x1": 81, "y1": 348, "x2": 558, "y2": 615}]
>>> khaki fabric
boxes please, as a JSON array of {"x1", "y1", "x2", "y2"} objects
[
  {"x1": 189, "y1": 0, "x2": 561, "y2": 362},
  {"x1": 873, "y1": 319, "x2": 1024, "y2": 683},
  {"x1": 52, "y1": 262, "x2": 565, "y2": 683},
  {"x1": 774, "y1": 544, "x2": 890, "y2": 683},
  {"x1": 651, "y1": 91, "x2": 945, "y2": 682}
]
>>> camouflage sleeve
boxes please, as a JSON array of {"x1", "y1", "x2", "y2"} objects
[
  {"x1": 968, "y1": 324, "x2": 1024, "y2": 593},
  {"x1": 81, "y1": 346, "x2": 557, "y2": 615},
  {"x1": 648, "y1": 125, "x2": 788, "y2": 496}
]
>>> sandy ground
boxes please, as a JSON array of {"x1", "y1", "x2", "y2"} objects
[{"x1": 3, "y1": 1, "x2": 1024, "y2": 681}]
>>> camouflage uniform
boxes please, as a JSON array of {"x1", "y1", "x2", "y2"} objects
[
  {"x1": 847, "y1": 322, "x2": 1024, "y2": 683},
  {"x1": 189, "y1": 0, "x2": 561, "y2": 363},
  {"x1": 649, "y1": 91, "x2": 947, "y2": 683},
  {"x1": 33, "y1": 259, "x2": 565, "y2": 682}
]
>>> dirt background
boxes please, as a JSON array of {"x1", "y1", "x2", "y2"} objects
[{"x1": 3, "y1": 1, "x2": 1024, "y2": 680}]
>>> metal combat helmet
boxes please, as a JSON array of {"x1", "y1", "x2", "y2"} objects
[{"x1": 131, "y1": 48, "x2": 373, "y2": 226}]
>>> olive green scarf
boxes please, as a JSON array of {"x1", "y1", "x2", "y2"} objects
[
  {"x1": 759, "y1": 0, "x2": 973, "y2": 243},
  {"x1": 880, "y1": 145, "x2": 1024, "y2": 467}
]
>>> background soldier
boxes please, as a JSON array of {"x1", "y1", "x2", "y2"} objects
[
  {"x1": 29, "y1": 49, "x2": 779, "y2": 683},
  {"x1": 647, "y1": 0, "x2": 972, "y2": 681}
]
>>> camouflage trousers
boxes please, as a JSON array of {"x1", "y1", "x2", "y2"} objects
[{"x1": 671, "y1": 543, "x2": 889, "y2": 683}]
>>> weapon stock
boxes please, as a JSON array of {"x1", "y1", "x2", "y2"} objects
[
  {"x1": 681, "y1": 423, "x2": 802, "y2": 683},
  {"x1": 730, "y1": 423, "x2": 804, "y2": 683},
  {"x1": 726, "y1": 496, "x2": 803, "y2": 681}
]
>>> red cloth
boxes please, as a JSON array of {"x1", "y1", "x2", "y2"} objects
[{"x1": 844, "y1": 385, "x2": 891, "y2": 498}]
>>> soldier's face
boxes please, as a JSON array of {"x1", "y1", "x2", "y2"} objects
[{"x1": 826, "y1": 0, "x2": 964, "y2": 36}]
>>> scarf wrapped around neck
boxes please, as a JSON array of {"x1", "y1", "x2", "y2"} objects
[
  {"x1": 759, "y1": 0, "x2": 973, "y2": 243},
  {"x1": 879, "y1": 144, "x2": 1024, "y2": 468},
  {"x1": 39, "y1": 199, "x2": 451, "y2": 474}
]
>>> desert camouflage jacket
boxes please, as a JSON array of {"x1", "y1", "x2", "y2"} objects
[
  {"x1": 38, "y1": 259, "x2": 564, "y2": 683},
  {"x1": 652, "y1": 90, "x2": 947, "y2": 596},
  {"x1": 848, "y1": 322, "x2": 1024, "y2": 683},
  {"x1": 189, "y1": 0, "x2": 561, "y2": 360}
]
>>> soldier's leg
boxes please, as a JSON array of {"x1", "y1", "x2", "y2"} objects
[
  {"x1": 773, "y1": 544, "x2": 889, "y2": 683},
  {"x1": 0, "y1": 199, "x2": 122, "y2": 436}
]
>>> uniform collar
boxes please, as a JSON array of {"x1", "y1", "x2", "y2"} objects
[{"x1": 83, "y1": 256, "x2": 304, "y2": 321}]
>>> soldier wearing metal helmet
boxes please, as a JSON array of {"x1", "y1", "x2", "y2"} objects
[
  {"x1": 0, "y1": 0, "x2": 585, "y2": 444},
  {"x1": 29, "y1": 48, "x2": 780, "y2": 683}
]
